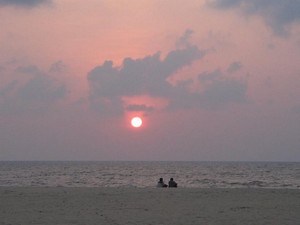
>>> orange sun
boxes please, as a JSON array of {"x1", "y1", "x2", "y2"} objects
[{"x1": 131, "y1": 117, "x2": 142, "y2": 128}]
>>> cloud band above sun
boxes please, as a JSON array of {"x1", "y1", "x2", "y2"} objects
[{"x1": 87, "y1": 31, "x2": 248, "y2": 116}]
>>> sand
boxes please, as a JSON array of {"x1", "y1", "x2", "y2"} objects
[{"x1": 0, "y1": 187, "x2": 299, "y2": 225}]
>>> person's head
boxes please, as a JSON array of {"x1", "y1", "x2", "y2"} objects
[
  {"x1": 159, "y1": 178, "x2": 163, "y2": 182},
  {"x1": 170, "y1": 178, "x2": 174, "y2": 181}
]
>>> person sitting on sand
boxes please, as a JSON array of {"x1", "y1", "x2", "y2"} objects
[
  {"x1": 157, "y1": 178, "x2": 168, "y2": 188},
  {"x1": 168, "y1": 178, "x2": 177, "y2": 188}
]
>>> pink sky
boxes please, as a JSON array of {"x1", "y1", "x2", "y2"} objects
[{"x1": 1, "y1": 0, "x2": 300, "y2": 161}]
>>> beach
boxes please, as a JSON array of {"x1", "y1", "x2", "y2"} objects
[{"x1": 0, "y1": 187, "x2": 299, "y2": 225}]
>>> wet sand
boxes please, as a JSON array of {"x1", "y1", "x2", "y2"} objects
[{"x1": 0, "y1": 187, "x2": 299, "y2": 225}]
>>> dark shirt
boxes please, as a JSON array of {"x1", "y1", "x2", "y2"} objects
[{"x1": 168, "y1": 180, "x2": 177, "y2": 188}]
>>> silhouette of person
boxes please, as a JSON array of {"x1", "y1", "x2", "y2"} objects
[
  {"x1": 168, "y1": 178, "x2": 177, "y2": 188},
  {"x1": 157, "y1": 178, "x2": 168, "y2": 187}
]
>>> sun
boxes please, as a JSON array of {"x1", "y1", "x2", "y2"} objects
[{"x1": 131, "y1": 117, "x2": 143, "y2": 128}]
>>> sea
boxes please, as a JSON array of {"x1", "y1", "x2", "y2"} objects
[{"x1": 0, "y1": 161, "x2": 299, "y2": 189}]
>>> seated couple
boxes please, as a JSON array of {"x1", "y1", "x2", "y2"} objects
[{"x1": 157, "y1": 178, "x2": 177, "y2": 188}]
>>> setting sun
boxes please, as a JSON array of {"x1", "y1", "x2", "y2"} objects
[{"x1": 131, "y1": 117, "x2": 143, "y2": 128}]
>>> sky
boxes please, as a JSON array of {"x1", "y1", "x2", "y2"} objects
[{"x1": 1, "y1": 0, "x2": 300, "y2": 161}]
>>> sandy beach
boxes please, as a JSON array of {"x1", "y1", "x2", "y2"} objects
[{"x1": 0, "y1": 187, "x2": 299, "y2": 225}]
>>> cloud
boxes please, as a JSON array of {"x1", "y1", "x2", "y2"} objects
[
  {"x1": 199, "y1": 71, "x2": 248, "y2": 107},
  {"x1": 227, "y1": 61, "x2": 242, "y2": 73},
  {"x1": 198, "y1": 69, "x2": 222, "y2": 82},
  {"x1": 18, "y1": 75, "x2": 65, "y2": 103},
  {"x1": 0, "y1": 0, "x2": 51, "y2": 7},
  {"x1": 49, "y1": 60, "x2": 67, "y2": 73},
  {"x1": 88, "y1": 50, "x2": 248, "y2": 114},
  {"x1": 16, "y1": 65, "x2": 41, "y2": 75},
  {"x1": 168, "y1": 69, "x2": 248, "y2": 110},
  {"x1": 0, "y1": 64, "x2": 66, "y2": 115},
  {"x1": 208, "y1": 0, "x2": 300, "y2": 35},
  {"x1": 88, "y1": 44, "x2": 205, "y2": 115},
  {"x1": 87, "y1": 30, "x2": 248, "y2": 115},
  {"x1": 176, "y1": 29, "x2": 194, "y2": 48}
]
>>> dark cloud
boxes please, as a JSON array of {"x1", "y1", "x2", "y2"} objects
[
  {"x1": 87, "y1": 30, "x2": 248, "y2": 115},
  {"x1": 88, "y1": 42, "x2": 248, "y2": 114},
  {"x1": 0, "y1": 0, "x2": 51, "y2": 7},
  {"x1": 208, "y1": 0, "x2": 300, "y2": 35},
  {"x1": 176, "y1": 29, "x2": 194, "y2": 48},
  {"x1": 200, "y1": 74, "x2": 248, "y2": 107},
  {"x1": 16, "y1": 65, "x2": 41, "y2": 75},
  {"x1": 169, "y1": 69, "x2": 248, "y2": 110},
  {"x1": 18, "y1": 75, "x2": 65, "y2": 103},
  {"x1": 88, "y1": 45, "x2": 205, "y2": 114},
  {"x1": 0, "y1": 65, "x2": 66, "y2": 115},
  {"x1": 227, "y1": 61, "x2": 242, "y2": 73},
  {"x1": 49, "y1": 61, "x2": 67, "y2": 73},
  {"x1": 208, "y1": 0, "x2": 242, "y2": 8},
  {"x1": 198, "y1": 69, "x2": 222, "y2": 82}
]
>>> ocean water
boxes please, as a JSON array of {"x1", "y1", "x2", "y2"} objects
[{"x1": 0, "y1": 161, "x2": 299, "y2": 189}]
